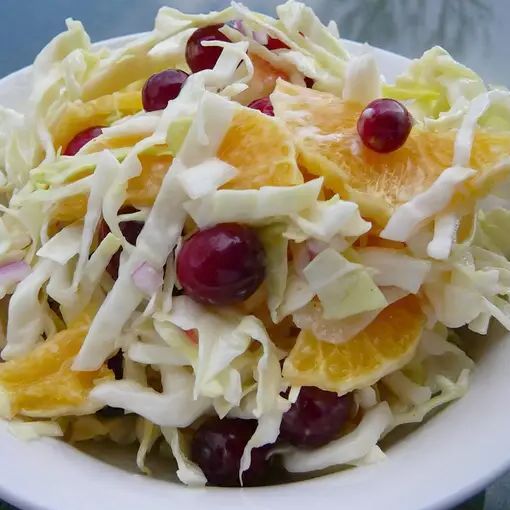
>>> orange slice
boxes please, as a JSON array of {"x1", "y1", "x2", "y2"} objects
[
  {"x1": 52, "y1": 92, "x2": 302, "y2": 227},
  {"x1": 124, "y1": 153, "x2": 173, "y2": 207},
  {"x1": 51, "y1": 195, "x2": 89, "y2": 227},
  {"x1": 283, "y1": 295, "x2": 424, "y2": 394},
  {"x1": 271, "y1": 80, "x2": 510, "y2": 225},
  {"x1": 49, "y1": 90, "x2": 143, "y2": 152},
  {"x1": 50, "y1": 152, "x2": 173, "y2": 228},
  {"x1": 218, "y1": 106, "x2": 303, "y2": 189},
  {"x1": 235, "y1": 53, "x2": 289, "y2": 106},
  {"x1": 0, "y1": 308, "x2": 113, "y2": 418}
]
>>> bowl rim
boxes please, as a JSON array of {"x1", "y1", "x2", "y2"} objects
[{"x1": 0, "y1": 32, "x2": 509, "y2": 510}]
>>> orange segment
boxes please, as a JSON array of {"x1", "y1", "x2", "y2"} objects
[
  {"x1": 49, "y1": 90, "x2": 143, "y2": 152},
  {"x1": 271, "y1": 80, "x2": 510, "y2": 224},
  {"x1": 51, "y1": 195, "x2": 88, "y2": 226},
  {"x1": 235, "y1": 54, "x2": 289, "y2": 106},
  {"x1": 0, "y1": 309, "x2": 113, "y2": 418},
  {"x1": 283, "y1": 295, "x2": 425, "y2": 394},
  {"x1": 50, "y1": 153, "x2": 173, "y2": 227},
  {"x1": 52, "y1": 89, "x2": 301, "y2": 226},
  {"x1": 125, "y1": 153, "x2": 173, "y2": 207},
  {"x1": 218, "y1": 107, "x2": 303, "y2": 189},
  {"x1": 85, "y1": 134, "x2": 146, "y2": 152}
]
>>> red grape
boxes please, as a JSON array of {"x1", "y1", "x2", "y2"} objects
[
  {"x1": 63, "y1": 126, "x2": 103, "y2": 156},
  {"x1": 142, "y1": 69, "x2": 189, "y2": 112},
  {"x1": 96, "y1": 350, "x2": 126, "y2": 417},
  {"x1": 176, "y1": 223, "x2": 265, "y2": 306},
  {"x1": 266, "y1": 36, "x2": 289, "y2": 50},
  {"x1": 279, "y1": 387, "x2": 353, "y2": 447},
  {"x1": 248, "y1": 96, "x2": 274, "y2": 116},
  {"x1": 98, "y1": 209, "x2": 143, "y2": 279},
  {"x1": 304, "y1": 76, "x2": 315, "y2": 88},
  {"x1": 191, "y1": 418, "x2": 271, "y2": 486},
  {"x1": 357, "y1": 98, "x2": 413, "y2": 153},
  {"x1": 107, "y1": 349, "x2": 124, "y2": 380},
  {"x1": 185, "y1": 25, "x2": 230, "y2": 73}
]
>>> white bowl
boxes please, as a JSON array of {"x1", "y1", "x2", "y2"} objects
[{"x1": 0, "y1": 35, "x2": 509, "y2": 510}]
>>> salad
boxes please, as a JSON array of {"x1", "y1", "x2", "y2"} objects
[{"x1": 0, "y1": 0, "x2": 509, "y2": 488}]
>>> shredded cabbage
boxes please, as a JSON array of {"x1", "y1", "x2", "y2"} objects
[
  {"x1": 136, "y1": 418, "x2": 161, "y2": 475},
  {"x1": 423, "y1": 242, "x2": 510, "y2": 331},
  {"x1": 383, "y1": 371, "x2": 432, "y2": 406},
  {"x1": 474, "y1": 208, "x2": 510, "y2": 258},
  {"x1": 36, "y1": 225, "x2": 82, "y2": 264},
  {"x1": 74, "y1": 92, "x2": 237, "y2": 371},
  {"x1": 165, "y1": 297, "x2": 249, "y2": 400},
  {"x1": 91, "y1": 367, "x2": 212, "y2": 427},
  {"x1": 389, "y1": 370, "x2": 470, "y2": 431},
  {"x1": 276, "y1": 270, "x2": 315, "y2": 321},
  {"x1": 343, "y1": 50, "x2": 381, "y2": 105},
  {"x1": 381, "y1": 166, "x2": 476, "y2": 242},
  {"x1": 287, "y1": 195, "x2": 371, "y2": 242},
  {"x1": 163, "y1": 296, "x2": 284, "y2": 423},
  {"x1": 161, "y1": 427, "x2": 207, "y2": 486},
  {"x1": 8, "y1": 420, "x2": 64, "y2": 441},
  {"x1": 231, "y1": 0, "x2": 349, "y2": 94},
  {"x1": 177, "y1": 158, "x2": 237, "y2": 199},
  {"x1": 357, "y1": 248, "x2": 431, "y2": 294},
  {"x1": 303, "y1": 248, "x2": 387, "y2": 320},
  {"x1": 258, "y1": 224, "x2": 288, "y2": 322},
  {"x1": 292, "y1": 286, "x2": 407, "y2": 345},
  {"x1": 427, "y1": 212, "x2": 458, "y2": 260},
  {"x1": 2, "y1": 260, "x2": 54, "y2": 360},
  {"x1": 62, "y1": 233, "x2": 121, "y2": 322},
  {"x1": 383, "y1": 46, "x2": 486, "y2": 123},
  {"x1": 72, "y1": 151, "x2": 118, "y2": 289},
  {"x1": 217, "y1": 316, "x2": 289, "y2": 478},
  {"x1": 127, "y1": 342, "x2": 189, "y2": 366},
  {"x1": 356, "y1": 387, "x2": 378, "y2": 410},
  {"x1": 384, "y1": 45, "x2": 510, "y2": 133},
  {"x1": 184, "y1": 178, "x2": 323, "y2": 228}
]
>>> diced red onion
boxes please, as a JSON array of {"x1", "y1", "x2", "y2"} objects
[
  {"x1": 232, "y1": 19, "x2": 268, "y2": 45},
  {"x1": 0, "y1": 260, "x2": 31, "y2": 286},
  {"x1": 131, "y1": 262, "x2": 163, "y2": 295},
  {"x1": 252, "y1": 30, "x2": 269, "y2": 45},
  {"x1": 232, "y1": 19, "x2": 247, "y2": 35}
]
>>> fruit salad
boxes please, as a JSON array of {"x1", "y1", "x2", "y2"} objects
[{"x1": 0, "y1": 0, "x2": 509, "y2": 487}]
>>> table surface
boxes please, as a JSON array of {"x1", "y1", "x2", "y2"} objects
[{"x1": 0, "y1": 1, "x2": 508, "y2": 509}]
